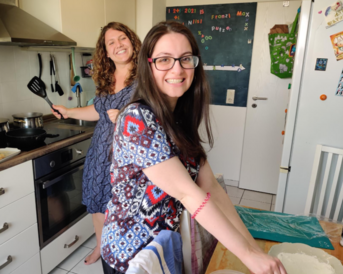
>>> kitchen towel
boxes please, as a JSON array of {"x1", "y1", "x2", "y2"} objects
[{"x1": 235, "y1": 206, "x2": 334, "y2": 250}]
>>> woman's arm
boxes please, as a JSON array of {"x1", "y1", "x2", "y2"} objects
[
  {"x1": 51, "y1": 104, "x2": 100, "y2": 121},
  {"x1": 143, "y1": 157, "x2": 286, "y2": 274},
  {"x1": 196, "y1": 160, "x2": 263, "y2": 252}
]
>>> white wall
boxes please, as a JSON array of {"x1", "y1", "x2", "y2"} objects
[
  {"x1": 152, "y1": 0, "x2": 167, "y2": 25},
  {"x1": 105, "y1": 0, "x2": 136, "y2": 31},
  {"x1": 136, "y1": 0, "x2": 166, "y2": 41},
  {"x1": 136, "y1": 0, "x2": 154, "y2": 41},
  {"x1": 0, "y1": 46, "x2": 96, "y2": 121}
]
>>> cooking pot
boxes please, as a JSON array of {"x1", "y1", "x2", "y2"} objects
[
  {"x1": 12, "y1": 112, "x2": 43, "y2": 129},
  {"x1": 6, "y1": 128, "x2": 59, "y2": 150},
  {"x1": 0, "y1": 118, "x2": 9, "y2": 133},
  {"x1": 0, "y1": 118, "x2": 9, "y2": 148}
]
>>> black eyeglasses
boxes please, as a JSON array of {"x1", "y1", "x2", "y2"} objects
[{"x1": 148, "y1": 55, "x2": 200, "y2": 71}]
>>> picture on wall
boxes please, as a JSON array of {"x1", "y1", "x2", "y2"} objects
[{"x1": 166, "y1": 3, "x2": 257, "y2": 107}]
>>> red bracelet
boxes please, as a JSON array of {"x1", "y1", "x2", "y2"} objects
[{"x1": 191, "y1": 192, "x2": 211, "y2": 219}]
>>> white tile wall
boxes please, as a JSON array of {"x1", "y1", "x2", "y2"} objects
[{"x1": 0, "y1": 46, "x2": 96, "y2": 121}]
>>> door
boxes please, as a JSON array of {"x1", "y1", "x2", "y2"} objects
[{"x1": 239, "y1": 1, "x2": 303, "y2": 194}]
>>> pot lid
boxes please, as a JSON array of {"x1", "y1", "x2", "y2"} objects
[
  {"x1": 0, "y1": 118, "x2": 9, "y2": 124},
  {"x1": 12, "y1": 112, "x2": 43, "y2": 118}
]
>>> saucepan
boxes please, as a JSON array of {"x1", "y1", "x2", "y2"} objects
[
  {"x1": 6, "y1": 128, "x2": 59, "y2": 150},
  {"x1": 12, "y1": 112, "x2": 43, "y2": 129}
]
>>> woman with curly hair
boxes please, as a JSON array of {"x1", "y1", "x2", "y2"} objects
[{"x1": 51, "y1": 22, "x2": 141, "y2": 265}]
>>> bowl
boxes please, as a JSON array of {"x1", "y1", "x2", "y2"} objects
[{"x1": 268, "y1": 243, "x2": 343, "y2": 273}]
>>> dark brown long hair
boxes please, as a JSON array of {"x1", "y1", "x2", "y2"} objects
[
  {"x1": 93, "y1": 22, "x2": 141, "y2": 96},
  {"x1": 131, "y1": 21, "x2": 213, "y2": 161}
]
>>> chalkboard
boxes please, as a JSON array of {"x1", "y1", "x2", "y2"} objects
[{"x1": 166, "y1": 3, "x2": 257, "y2": 107}]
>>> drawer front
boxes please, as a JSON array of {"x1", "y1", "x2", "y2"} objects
[
  {"x1": 11, "y1": 253, "x2": 41, "y2": 274},
  {"x1": 0, "y1": 224, "x2": 39, "y2": 274},
  {"x1": 0, "y1": 161, "x2": 34, "y2": 209},
  {"x1": 0, "y1": 193, "x2": 37, "y2": 245},
  {"x1": 41, "y1": 214, "x2": 93, "y2": 274}
]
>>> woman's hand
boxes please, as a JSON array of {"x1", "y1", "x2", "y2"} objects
[
  {"x1": 51, "y1": 105, "x2": 68, "y2": 119},
  {"x1": 107, "y1": 109, "x2": 120, "y2": 123},
  {"x1": 243, "y1": 246, "x2": 287, "y2": 274}
]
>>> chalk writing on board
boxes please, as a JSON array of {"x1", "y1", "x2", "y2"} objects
[
  {"x1": 203, "y1": 65, "x2": 245, "y2": 71},
  {"x1": 166, "y1": 3, "x2": 257, "y2": 107}
]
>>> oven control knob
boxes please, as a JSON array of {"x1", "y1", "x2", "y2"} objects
[{"x1": 50, "y1": 161, "x2": 56, "y2": 168}]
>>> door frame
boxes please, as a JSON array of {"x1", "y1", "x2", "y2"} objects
[{"x1": 275, "y1": 0, "x2": 312, "y2": 212}]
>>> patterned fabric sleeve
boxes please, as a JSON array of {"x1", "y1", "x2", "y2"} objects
[{"x1": 113, "y1": 103, "x2": 176, "y2": 170}]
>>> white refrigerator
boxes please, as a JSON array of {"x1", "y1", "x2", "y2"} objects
[{"x1": 276, "y1": 0, "x2": 343, "y2": 217}]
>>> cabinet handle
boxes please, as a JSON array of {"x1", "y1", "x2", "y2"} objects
[
  {"x1": 0, "y1": 223, "x2": 9, "y2": 233},
  {"x1": 0, "y1": 188, "x2": 5, "y2": 195},
  {"x1": 252, "y1": 97, "x2": 268, "y2": 101},
  {"x1": 0, "y1": 256, "x2": 13, "y2": 270},
  {"x1": 75, "y1": 149, "x2": 83, "y2": 155},
  {"x1": 64, "y1": 235, "x2": 79, "y2": 248}
]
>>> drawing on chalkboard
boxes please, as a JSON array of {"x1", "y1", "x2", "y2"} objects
[{"x1": 166, "y1": 3, "x2": 257, "y2": 107}]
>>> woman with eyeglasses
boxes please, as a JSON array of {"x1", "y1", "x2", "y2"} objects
[{"x1": 100, "y1": 21, "x2": 287, "y2": 274}]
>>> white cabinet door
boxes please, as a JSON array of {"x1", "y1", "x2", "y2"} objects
[
  {"x1": 11, "y1": 253, "x2": 41, "y2": 274},
  {"x1": 0, "y1": 161, "x2": 34, "y2": 209},
  {"x1": 60, "y1": 0, "x2": 105, "y2": 47},
  {"x1": 0, "y1": 224, "x2": 39, "y2": 274},
  {"x1": 0, "y1": 193, "x2": 36, "y2": 245},
  {"x1": 40, "y1": 214, "x2": 93, "y2": 274},
  {"x1": 239, "y1": 1, "x2": 301, "y2": 194}
]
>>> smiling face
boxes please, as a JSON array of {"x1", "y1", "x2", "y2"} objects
[
  {"x1": 150, "y1": 32, "x2": 195, "y2": 110},
  {"x1": 105, "y1": 29, "x2": 133, "y2": 66}
]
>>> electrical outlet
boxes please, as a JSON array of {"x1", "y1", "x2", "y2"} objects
[{"x1": 226, "y1": 89, "x2": 235, "y2": 104}]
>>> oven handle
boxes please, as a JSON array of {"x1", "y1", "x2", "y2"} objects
[{"x1": 42, "y1": 164, "x2": 84, "y2": 189}]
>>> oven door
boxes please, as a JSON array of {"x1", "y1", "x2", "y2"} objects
[{"x1": 35, "y1": 159, "x2": 88, "y2": 249}]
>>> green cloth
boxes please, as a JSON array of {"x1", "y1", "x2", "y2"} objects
[
  {"x1": 269, "y1": 10, "x2": 299, "y2": 79},
  {"x1": 235, "y1": 206, "x2": 334, "y2": 250}
]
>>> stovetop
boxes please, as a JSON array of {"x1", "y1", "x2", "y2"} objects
[
  {"x1": 42, "y1": 128, "x2": 85, "y2": 145},
  {"x1": 2, "y1": 128, "x2": 85, "y2": 151}
]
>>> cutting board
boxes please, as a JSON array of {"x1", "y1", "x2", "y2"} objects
[{"x1": 235, "y1": 206, "x2": 334, "y2": 250}]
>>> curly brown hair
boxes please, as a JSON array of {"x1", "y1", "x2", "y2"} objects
[{"x1": 92, "y1": 22, "x2": 141, "y2": 96}]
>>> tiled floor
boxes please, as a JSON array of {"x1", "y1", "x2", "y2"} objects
[
  {"x1": 49, "y1": 186, "x2": 276, "y2": 274},
  {"x1": 226, "y1": 185, "x2": 276, "y2": 211}
]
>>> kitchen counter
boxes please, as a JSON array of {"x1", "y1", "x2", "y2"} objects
[
  {"x1": 0, "y1": 121, "x2": 96, "y2": 172},
  {"x1": 205, "y1": 210, "x2": 343, "y2": 274}
]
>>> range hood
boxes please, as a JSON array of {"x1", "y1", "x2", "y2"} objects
[{"x1": 0, "y1": 2, "x2": 76, "y2": 46}]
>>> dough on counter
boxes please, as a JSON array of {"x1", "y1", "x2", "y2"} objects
[
  {"x1": 0, "y1": 153, "x2": 5, "y2": 160},
  {"x1": 277, "y1": 252, "x2": 335, "y2": 274}
]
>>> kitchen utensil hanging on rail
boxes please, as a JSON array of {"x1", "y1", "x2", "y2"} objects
[
  {"x1": 49, "y1": 56, "x2": 54, "y2": 92},
  {"x1": 50, "y1": 54, "x2": 64, "y2": 96},
  {"x1": 27, "y1": 76, "x2": 65, "y2": 119},
  {"x1": 71, "y1": 47, "x2": 80, "y2": 82},
  {"x1": 37, "y1": 53, "x2": 46, "y2": 90}
]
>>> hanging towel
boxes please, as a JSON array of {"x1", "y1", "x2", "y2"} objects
[
  {"x1": 71, "y1": 82, "x2": 83, "y2": 93},
  {"x1": 126, "y1": 230, "x2": 183, "y2": 274}
]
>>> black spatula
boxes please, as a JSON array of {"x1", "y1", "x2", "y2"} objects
[{"x1": 27, "y1": 76, "x2": 65, "y2": 119}]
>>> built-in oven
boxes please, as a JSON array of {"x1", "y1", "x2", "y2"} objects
[{"x1": 33, "y1": 139, "x2": 91, "y2": 249}]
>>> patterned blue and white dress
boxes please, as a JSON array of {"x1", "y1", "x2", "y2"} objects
[
  {"x1": 101, "y1": 103, "x2": 200, "y2": 272},
  {"x1": 82, "y1": 84, "x2": 135, "y2": 214}
]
